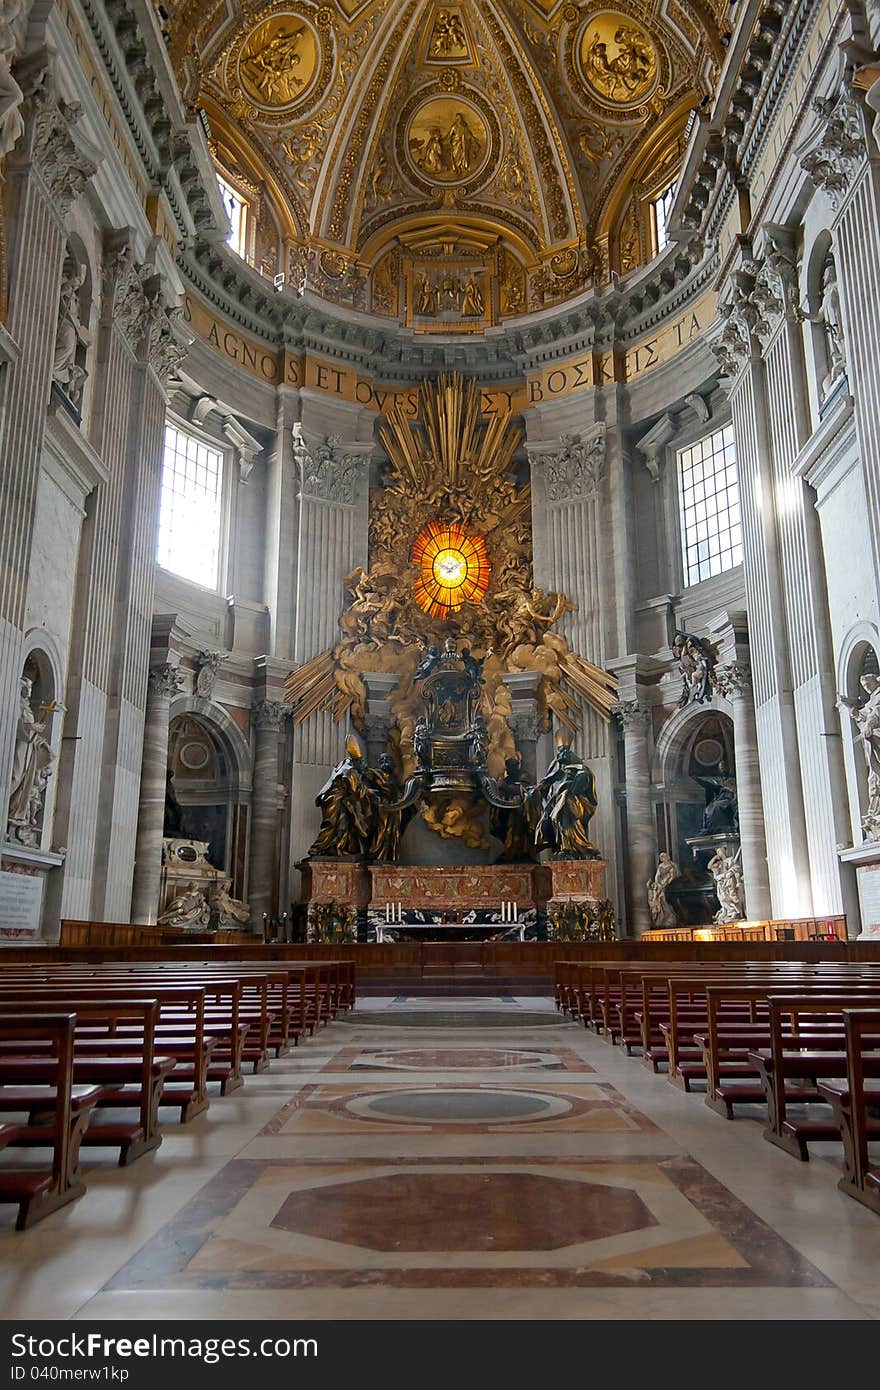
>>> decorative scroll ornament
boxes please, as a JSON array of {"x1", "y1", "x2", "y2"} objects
[
  {"x1": 530, "y1": 427, "x2": 606, "y2": 502},
  {"x1": 195, "y1": 651, "x2": 223, "y2": 700},
  {"x1": 292, "y1": 426, "x2": 369, "y2": 504},
  {"x1": 800, "y1": 91, "x2": 866, "y2": 208}
]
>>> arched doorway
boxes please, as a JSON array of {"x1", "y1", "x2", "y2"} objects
[{"x1": 164, "y1": 708, "x2": 251, "y2": 902}]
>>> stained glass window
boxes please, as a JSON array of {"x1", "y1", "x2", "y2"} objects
[{"x1": 411, "y1": 518, "x2": 491, "y2": 619}]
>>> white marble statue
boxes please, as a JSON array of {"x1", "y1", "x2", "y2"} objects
[
  {"x1": 647, "y1": 851, "x2": 680, "y2": 928},
  {"x1": 53, "y1": 257, "x2": 90, "y2": 406},
  {"x1": 839, "y1": 672, "x2": 880, "y2": 840},
  {"x1": 804, "y1": 252, "x2": 846, "y2": 396},
  {"x1": 7, "y1": 675, "x2": 54, "y2": 846},
  {"x1": 0, "y1": 0, "x2": 25, "y2": 161},
  {"x1": 157, "y1": 888, "x2": 211, "y2": 929},
  {"x1": 707, "y1": 846, "x2": 745, "y2": 924},
  {"x1": 209, "y1": 877, "x2": 250, "y2": 928}
]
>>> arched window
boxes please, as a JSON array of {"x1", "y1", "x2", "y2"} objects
[
  {"x1": 216, "y1": 172, "x2": 251, "y2": 262},
  {"x1": 650, "y1": 182, "x2": 677, "y2": 255}
]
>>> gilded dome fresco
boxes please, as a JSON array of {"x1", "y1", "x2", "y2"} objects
[{"x1": 161, "y1": 0, "x2": 727, "y2": 325}]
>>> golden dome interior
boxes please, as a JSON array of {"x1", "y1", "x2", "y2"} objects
[{"x1": 160, "y1": 0, "x2": 727, "y2": 321}]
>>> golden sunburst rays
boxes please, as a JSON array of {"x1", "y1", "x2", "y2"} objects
[
  {"x1": 558, "y1": 650, "x2": 619, "y2": 721},
  {"x1": 378, "y1": 372, "x2": 519, "y2": 497},
  {"x1": 283, "y1": 650, "x2": 347, "y2": 723}
]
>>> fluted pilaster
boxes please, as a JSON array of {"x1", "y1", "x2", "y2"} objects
[{"x1": 0, "y1": 77, "x2": 96, "y2": 844}]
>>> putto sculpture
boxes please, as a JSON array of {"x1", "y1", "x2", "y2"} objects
[{"x1": 672, "y1": 630, "x2": 717, "y2": 706}]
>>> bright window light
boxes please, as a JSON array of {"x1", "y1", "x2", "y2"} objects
[
  {"x1": 678, "y1": 424, "x2": 742, "y2": 587},
  {"x1": 216, "y1": 174, "x2": 249, "y2": 260},
  {"x1": 651, "y1": 182, "x2": 677, "y2": 254},
  {"x1": 157, "y1": 424, "x2": 224, "y2": 589}
]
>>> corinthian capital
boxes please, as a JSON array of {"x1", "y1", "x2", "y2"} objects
[
  {"x1": 612, "y1": 699, "x2": 651, "y2": 734},
  {"x1": 26, "y1": 78, "x2": 97, "y2": 221},
  {"x1": 800, "y1": 90, "x2": 866, "y2": 208},
  {"x1": 714, "y1": 662, "x2": 751, "y2": 699},
  {"x1": 253, "y1": 699, "x2": 286, "y2": 731},
  {"x1": 293, "y1": 425, "x2": 371, "y2": 504},
  {"x1": 147, "y1": 663, "x2": 182, "y2": 701},
  {"x1": 528, "y1": 426, "x2": 605, "y2": 502}
]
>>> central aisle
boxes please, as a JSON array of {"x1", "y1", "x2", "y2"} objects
[{"x1": 3, "y1": 996, "x2": 879, "y2": 1320}]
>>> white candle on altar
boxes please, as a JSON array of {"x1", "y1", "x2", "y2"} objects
[{"x1": 514, "y1": 902, "x2": 518, "y2": 921}]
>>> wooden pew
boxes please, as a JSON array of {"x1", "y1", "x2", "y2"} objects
[
  {"x1": 0, "y1": 1014, "x2": 103, "y2": 1230},
  {"x1": 746, "y1": 992, "x2": 880, "y2": 1158},
  {"x1": 0, "y1": 996, "x2": 174, "y2": 1165},
  {"x1": 0, "y1": 983, "x2": 214, "y2": 1122},
  {"x1": 818, "y1": 1009, "x2": 880, "y2": 1214},
  {"x1": 695, "y1": 981, "x2": 880, "y2": 1117}
]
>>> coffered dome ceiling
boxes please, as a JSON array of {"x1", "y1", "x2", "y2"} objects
[{"x1": 162, "y1": 0, "x2": 727, "y2": 325}]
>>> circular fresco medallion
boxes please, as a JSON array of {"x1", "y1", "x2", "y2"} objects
[
  {"x1": 237, "y1": 13, "x2": 321, "y2": 110},
  {"x1": 578, "y1": 10, "x2": 658, "y2": 107},
  {"x1": 404, "y1": 95, "x2": 491, "y2": 187}
]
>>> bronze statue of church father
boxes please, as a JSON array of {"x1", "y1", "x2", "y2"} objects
[{"x1": 300, "y1": 637, "x2": 608, "y2": 939}]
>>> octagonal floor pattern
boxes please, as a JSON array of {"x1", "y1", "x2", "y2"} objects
[{"x1": 4, "y1": 995, "x2": 880, "y2": 1319}]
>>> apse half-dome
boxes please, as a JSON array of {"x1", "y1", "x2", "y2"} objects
[{"x1": 162, "y1": 0, "x2": 724, "y2": 325}]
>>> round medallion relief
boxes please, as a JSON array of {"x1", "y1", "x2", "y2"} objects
[
  {"x1": 399, "y1": 88, "x2": 499, "y2": 196},
  {"x1": 237, "y1": 13, "x2": 322, "y2": 111},
  {"x1": 405, "y1": 96, "x2": 490, "y2": 185},
  {"x1": 577, "y1": 10, "x2": 659, "y2": 108}
]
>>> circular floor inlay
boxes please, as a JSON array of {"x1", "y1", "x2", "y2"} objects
[{"x1": 344, "y1": 1087, "x2": 571, "y2": 1125}]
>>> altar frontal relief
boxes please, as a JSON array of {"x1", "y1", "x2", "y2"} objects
[{"x1": 285, "y1": 374, "x2": 617, "y2": 847}]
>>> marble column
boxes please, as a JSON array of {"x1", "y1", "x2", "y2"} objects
[
  {"x1": 248, "y1": 700, "x2": 286, "y2": 926},
  {"x1": 130, "y1": 664, "x2": 180, "y2": 923},
  {"x1": 613, "y1": 699, "x2": 655, "y2": 935},
  {"x1": 502, "y1": 671, "x2": 552, "y2": 782},
  {"x1": 714, "y1": 662, "x2": 772, "y2": 918},
  {"x1": 361, "y1": 672, "x2": 399, "y2": 766}
]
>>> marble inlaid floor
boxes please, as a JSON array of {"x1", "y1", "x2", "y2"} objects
[{"x1": 2, "y1": 995, "x2": 880, "y2": 1320}]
